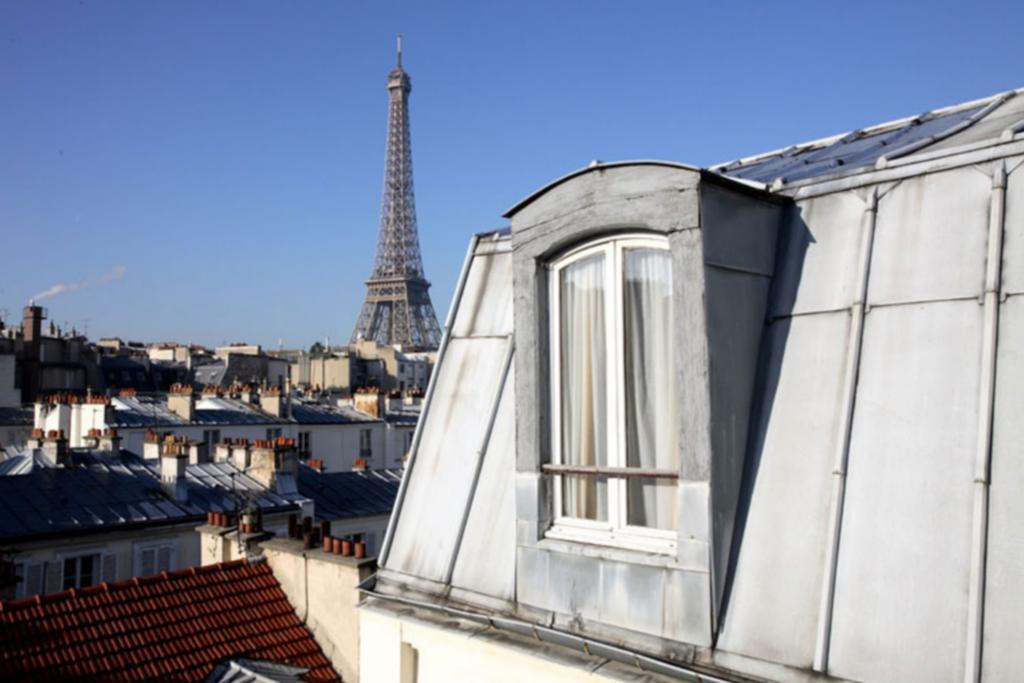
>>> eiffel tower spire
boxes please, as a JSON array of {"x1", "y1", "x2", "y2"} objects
[{"x1": 350, "y1": 37, "x2": 442, "y2": 351}]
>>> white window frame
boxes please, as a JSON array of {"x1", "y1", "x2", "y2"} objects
[
  {"x1": 546, "y1": 233, "x2": 677, "y2": 554},
  {"x1": 57, "y1": 550, "x2": 107, "y2": 590},
  {"x1": 13, "y1": 560, "x2": 45, "y2": 598},
  {"x1": 133, "y1": 539, "x2": 178, "y2": 577}
]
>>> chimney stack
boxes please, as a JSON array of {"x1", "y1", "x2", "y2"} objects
[
  {"x1": 99, "y1": 428, "x2": 121, "y2": 453},
  {"x1": 82, "y1": 428, "x2": 102, "y2": 449},
  {"x1": 143, "y1": 429, "x2": 163, "y2": 460},
  {"x1": 249, "y1": 437, "x2": 299, "y2": 494},
  {"x1": 230, "y1": 439, "x2": 252, "y2": 469},
  {"x1": 214, "y1": 439, "x2": 233, "y2": 463},
  {"x1": 188, "y1": 440, "x2": 210, "y2": 465},
  {"x1": 26, "y1": 428, "x2": 44, "y2": 451},
  {"x1": 41, "y1": 430, "x2": 70, "y2": 467},
  {"x1": 168, "y1": 384, "x2": 195, "y2": 421},
  {"x1": 385, "y1": 390, "x2": 403, "y2": 413},
  {"x1": 353, "y1": 387, "x2": 384, "y2": 418},
  {"x1": 160, "y1": 438, "x2": 189, "y2": 502},
  {"x1": 260, "y1": 385, "x2": 285, "y2": 417},
  {"x1": 20, "y1": 305, "x2": 44, "y2": 403}
]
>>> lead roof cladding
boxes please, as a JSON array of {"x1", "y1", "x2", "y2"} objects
[
  {"x1": 381, "y1": 229, "x2": 517, "y2": 599},
  {"x1": 712, "y1": 88, "x2": 1024, "y2": 185}
]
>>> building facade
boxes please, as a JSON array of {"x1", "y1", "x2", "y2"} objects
[{"x1": 361, "y1": 87, "x2": 1024, "y2": 682}]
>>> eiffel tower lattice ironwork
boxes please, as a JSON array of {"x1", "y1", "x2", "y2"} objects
[{"x1": 350, "y1": 37, "x2": 442, "y2": 351}]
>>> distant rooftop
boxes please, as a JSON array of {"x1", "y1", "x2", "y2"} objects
[
  {"x1": 297, "y1": 465, "x2": 401, "y2": 521},
  {"x1": 108, "y1": 394, "x2": 380, "y2": 429},
  {"x1": 0, "y1": 450, "x2": 300, "y2": 543}
]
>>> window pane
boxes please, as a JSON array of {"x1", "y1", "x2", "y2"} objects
[
  {"x1": 623, "y1": 248, "x2": 679, "y2": 530},
  {"x1": 62, "y1": 558, "x2": 76, "y2": 590},
  {"x1": 79, "y1": 555, "x2": 95, "y2": 588},
  {"x1": 559, "y1": 254, "x2": 608, "y2": 521}
]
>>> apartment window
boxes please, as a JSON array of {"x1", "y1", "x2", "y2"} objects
[
  {"x1": 359, "y1": 429, "x2": 372, "y2": 458},
  {"x1": 203, "y1": 429, "x2": 220, "y2": 450},
  {"x1": 546, "y1": 234, "x2": 679, "y2": 551},
  {"x1": 61, "y1": 553, "x2": 100, "y2": 590},
  {"x1": 134, "y1": 541, "x2": 176, "y2": 577},
  {"x1": 14, "y1": 561, "x2": 44, "y2": 598},
  {"x1": 298, "y1": 431, "x2": 312, "y2": 456},
  {"x1": 266, "y1": 427, "x2": 282, "y2": 440}
]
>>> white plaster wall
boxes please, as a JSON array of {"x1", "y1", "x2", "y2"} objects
[
  {"x1": 360, "y1": 608, "x2": 623, "y2": 683},
  {"x1": 263, "y1": 542, "x2": 374, "y2": 683},
  {"x1": 12, "y1": 525, "x2": 201, "y2": 596}
]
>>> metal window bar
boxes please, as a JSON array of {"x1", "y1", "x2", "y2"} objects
[{"x1": 540, "y1": 464, "x2": 678, "y2": 480}]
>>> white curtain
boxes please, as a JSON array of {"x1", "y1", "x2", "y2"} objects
[
  {"x1": 560, "y1": 254, "x2": 608, "y2": 521},
  {"x1": 623, "y1": 248, "x2": 678, "y2": 529}
]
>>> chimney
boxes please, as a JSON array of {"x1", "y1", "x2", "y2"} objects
[
  {"x1": 351, "y1": 457, "x2": 368, "y2": 472},
  {"x1": 249, "y1": 437, "x2": 298, "y2": 494},
  {"x1": 160, "y1": 439, "x2": 189, "y2": 502},
  {"x1": 83, "y1": 428, "x2": 102, "y2": 449},
  {"x1": 353, "y1": 387, "x2": 384, "y2": 418},
  {"x1": 99, "y1": 428, "x2": 122, "y2": 453},
  {"x1": 188, "y1": 440, "x2": 210, "y2": 465},
  {"x1": 237, "y1": 384, "x2": 256, "y2": 404},
  {"x1": 403, "y1": 388, "x2": 424, "y2": 406},
  {"x1": 230, "y1": 439, "x2": 252, "y2": 469},
  {"x1": 26, "y1": 428, "x2": 44, "y2": 451},
  {"x1": 168, "y1": 384, "x2": 195, "y2": 421},
  {"x1": 41, "y1": 430, "x2": 70, "y2": 467},
  {"x1": 20, "y1": 305, "x2": 44, "y2": 403},
  {"x1": 143, "y1": 429, "x2": 163, "y2": 460},
  {"x1": 385, "y1": 390, "x2": 403, "y2": 413},
  {"x1": 260, "y1": 385, "x2": 284, "y2": 417},
  {"x1": 214, "y1": 439, "x2": 233, "y2": 463}
]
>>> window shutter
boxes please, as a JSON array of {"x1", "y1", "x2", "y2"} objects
[
  {"x1": 101, "y1": 554, "x2": 117, "y2": 583},
  {"x1": 140, "y1": 548, "x2": 155, "y2": 577},
  {"x1": 156, "y1": 546, "x2": 172, "y2": 573},
  {"x1": 23, "y1": 563, "x2": 44, "y2": 598},
  {"x1": 44, "y1": 561, "x2": 61, "y2": 595}
]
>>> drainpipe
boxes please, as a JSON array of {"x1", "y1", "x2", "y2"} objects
[
  {"x1": 963, "y1": 162, "x2": 1007, "y2": 683},
  {"x1": 813, "y1": 187, "x2": 879, "y2": 673}
]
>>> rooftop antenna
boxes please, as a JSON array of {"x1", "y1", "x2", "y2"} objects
[{"x1": 396, "y1": 34, "x2": 402, "y2": 68}]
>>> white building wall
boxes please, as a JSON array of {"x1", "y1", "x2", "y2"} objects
[
  {"x1": 360, "y1": 608, "x2": 633, "y2": 683},
  {"x1": 11, "y1": 525, "x2": 201, "y2": 598}
]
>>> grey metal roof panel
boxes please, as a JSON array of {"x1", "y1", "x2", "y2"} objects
[
  {"x1": 719, "y1": 105, "x2": 987, "y2": 184},
  {"x1": 289, "y1": 401, "x2": 381, "y2": 425},
  {"x1": 0, "y1": 406, "x2": 32, "y2": 426},
  {"x1": 296, "y1": 465, "x2": 401, "y2": 521},
  {"x1": 0, "y1": 450, "x2": 300, "y2": 542},
  {"x1": 205, "y1": 658, "x2": 309, "y2": 683},
  {"x1": 0, "y1": 466, "x2": 191, "y2": 541}
]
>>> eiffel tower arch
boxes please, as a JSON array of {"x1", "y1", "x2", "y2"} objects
[{"x1": 350, "y1": 37, "x2": 442, "y2": 351}]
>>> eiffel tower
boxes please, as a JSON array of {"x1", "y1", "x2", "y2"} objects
[{"x1": 350, "y1": 37, "x2": 442, "y2": 351}]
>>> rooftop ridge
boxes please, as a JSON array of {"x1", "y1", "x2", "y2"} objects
[
  {"x1": 709, "y1": 85, "x2": 1024, "y2": 172},
  {"x1": 0, "y1": 559, "x2": 252, "y2": 614}
]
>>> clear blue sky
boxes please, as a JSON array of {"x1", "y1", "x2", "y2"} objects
[{"x1": 3, "y1": 1, "x2": 1022, "y2": 348}]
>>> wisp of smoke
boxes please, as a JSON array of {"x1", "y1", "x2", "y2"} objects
[{"x1": 30, "y1": 265, "x2": 127, "y2": 303}]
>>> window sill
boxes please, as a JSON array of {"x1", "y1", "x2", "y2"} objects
[{"x1": 542, "y1": 524, "x2": 679, "y2": 564}]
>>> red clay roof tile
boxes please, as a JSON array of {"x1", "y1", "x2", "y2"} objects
[{"x1": 0, "y1": 560, "x2": 340, "y2": 682}]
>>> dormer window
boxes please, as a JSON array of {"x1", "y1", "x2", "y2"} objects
[{"x1": 546, "y1": 234, "x2": 679, "y2": 551}]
